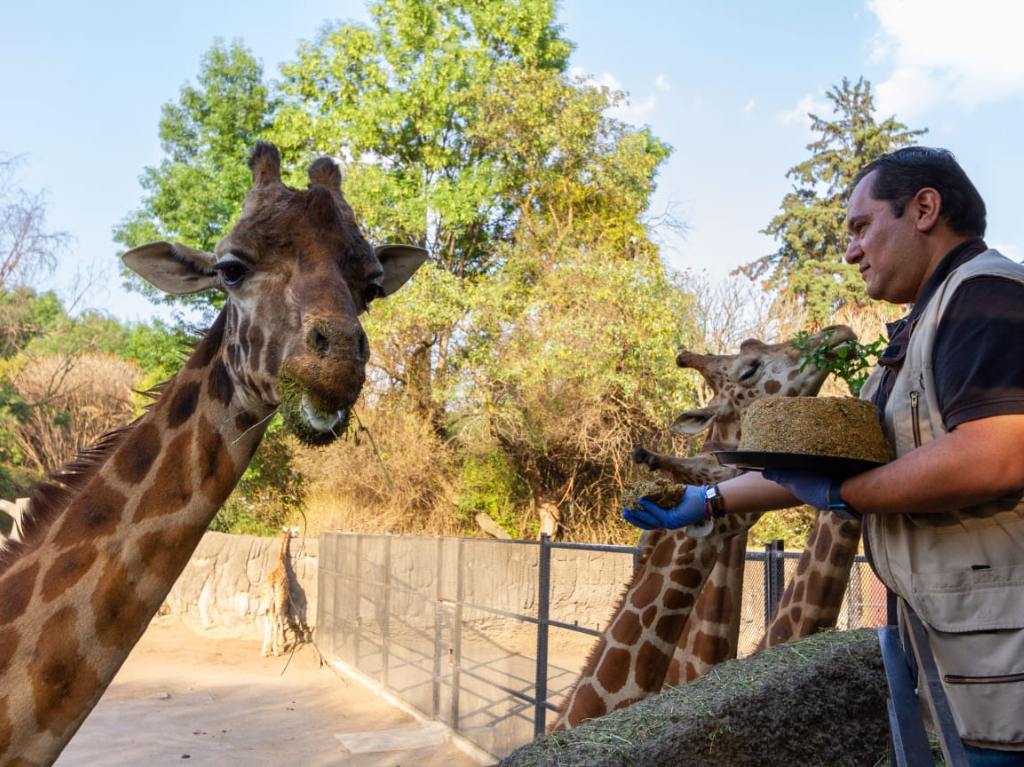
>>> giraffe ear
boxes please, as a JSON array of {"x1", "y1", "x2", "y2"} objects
[
  {"x1": 375, "y1": 244, "x2": 429, "y2": 296},
  {"x1": 122, "y1": 241, "x2": 219, "y2": 295},
  {"x1": 670, "y1": 405, "x2": 718, "y2": 435}
]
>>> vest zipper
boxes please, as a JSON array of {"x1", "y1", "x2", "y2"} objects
[
  {"x1": 945, "y1": 672, "x2": 1024, "y2": 685},
  {"x1": 909, "y1": 391, "x2": 922, "y2": 448}
]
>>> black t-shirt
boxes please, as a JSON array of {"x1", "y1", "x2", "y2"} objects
[{"x1": 872, "y1": 239, "x2": 1024, "y2": 429}]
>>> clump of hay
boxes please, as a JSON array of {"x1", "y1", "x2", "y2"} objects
[
  {"x1": 621, "y1": 478, "x2": 685, "y2": 511},
  {"x1": 501, "y1": 629, "x2": 889, "y2": 767}
]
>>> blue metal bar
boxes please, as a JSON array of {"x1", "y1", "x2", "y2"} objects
[
  {"x1": 878, "y1": 626, "x2": 933, "y2": 767},
  {"x1": 534, "y1": 533, "x2": 552, "y2": 737}
]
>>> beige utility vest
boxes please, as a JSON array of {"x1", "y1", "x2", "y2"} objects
[{"x1": 860, "y1": 249, "x2": 1024, "y2": 747}]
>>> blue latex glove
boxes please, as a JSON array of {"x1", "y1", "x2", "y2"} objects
[
  {"x1": 762, "y1": 469, "x2": 832, "y2": 510},
  {"x1": 622, "y1": 485, "x2": 708, "y2": 530}
]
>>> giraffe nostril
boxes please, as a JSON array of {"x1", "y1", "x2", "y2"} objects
[{"x1": 308, "y1": 326, "x2": 330, "y2": 357}]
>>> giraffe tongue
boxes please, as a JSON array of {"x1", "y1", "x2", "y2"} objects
[
  {"x1": 300, "y1": 396, "x2": 348, "y2": 435},
  {"x1": 686, "y1": 518, "x2": 714, "y2": 539}
]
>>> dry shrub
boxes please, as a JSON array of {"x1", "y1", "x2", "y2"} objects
[
  {"x1": 12, "y1": 353, "x2": 140, "y2": 475},
  {"x1": 292, "y1": 403, "x2": 462, "y2": 537}
]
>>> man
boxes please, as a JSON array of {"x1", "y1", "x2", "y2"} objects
[{"x1": 624, "y1": 148, "x2": 1024, "y2": 764}]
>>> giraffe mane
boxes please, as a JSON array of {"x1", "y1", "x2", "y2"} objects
[{"x1": 0, "y1": 314, "x2": 228, "y2": 575}]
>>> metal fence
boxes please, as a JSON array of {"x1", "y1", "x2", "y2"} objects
[{"x1": 317, "y1": 532, "x2": 889, "y2": 760}]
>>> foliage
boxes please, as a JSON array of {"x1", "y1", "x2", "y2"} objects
[
  {"x1": 114, "y1": 40, "x2": 277, "y2": 315},
  {"x1": 0, "y1": 155, "x2": 69, "y2": 290},
  {"x1": 743, "y1": 78, "x2": 926, "y2": 324},
  {"x1": 791, "y1": 328, "x2": 886, "y2": 398}
]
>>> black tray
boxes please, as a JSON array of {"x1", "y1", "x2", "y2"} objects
[{"x1": 713, "y1": 450, "x2": 884, "y2": 477}]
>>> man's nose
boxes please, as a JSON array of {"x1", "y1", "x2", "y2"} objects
[{"x1": 844, "y1": 240, "x2": 861, "y2": 264}]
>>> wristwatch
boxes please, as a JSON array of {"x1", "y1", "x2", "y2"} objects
[
  {"x1": 704, "y1": 484, "x2": 727, "y2": 519},
  {"x1": 827, "y1": 479, "x2": 860, "y2": 520}
]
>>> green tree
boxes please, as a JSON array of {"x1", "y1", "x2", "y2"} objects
[
  {"x1": 114, "y1": 40, "x2": 277, "y2": 315},
  {"x1": 742, "y1": 78, "x2": 926, "y2": 324}
]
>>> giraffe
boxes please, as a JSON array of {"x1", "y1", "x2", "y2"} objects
[
  {"x1": 260, "y1": 526, "x2": 304, "y2": 657},
  {"x1": 552, "y1": 324, "x2": 856, "y2": 730},
  {"x1": 0, "y1": 142, "x2": 427, "y2": 766}
]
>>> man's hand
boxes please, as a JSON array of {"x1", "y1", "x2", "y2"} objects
[
  {"x1": 622, "y1": 485, "x2": 708, "y2": 530},
  {"x1": 762, "y1": 469, "x2": 832, "y2": 510}
]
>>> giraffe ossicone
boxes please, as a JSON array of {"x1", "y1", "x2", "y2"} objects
[{"x1": 0, "y1": 141, "x2": 425, "y2": 766}]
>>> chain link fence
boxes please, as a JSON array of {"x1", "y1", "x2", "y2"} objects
[{"x1": 317, "y1": 532, "x2": 889, "y2": 760}]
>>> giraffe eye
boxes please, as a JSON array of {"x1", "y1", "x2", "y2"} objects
[
  {"x1": 364, "y1": 281, "x2": 385, "y2": 306},
  {"x1": 214, "y1": 260, "x2": 249, "y2": 288},
  {"x1": 739, "y1": 362, "x2": 760, "y2": 382}
]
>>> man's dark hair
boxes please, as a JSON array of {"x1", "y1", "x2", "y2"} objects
[{"x1": 851, "y1": 147, "x2": 987, "y2": 237}]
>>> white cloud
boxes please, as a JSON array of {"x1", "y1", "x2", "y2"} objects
[
  {"x1": 654, "y1": 73, "x2": 672, "y2": 92},
  {"x1": 777, "y1": 93, "x2": 831, "y2": 128},
  {"x1": 571, "y1": 69, "x2": 657, "y2": 125},
  {"x1": 868, "y1": 0, "x2": 1024, "y2": 117},
  {"x1": 743, "y1": 98, "x2": 756, "y2": 114}
]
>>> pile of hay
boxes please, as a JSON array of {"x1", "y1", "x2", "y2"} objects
[{"x1": 501, "y1": 629, "x2": 890, "y2": 767}]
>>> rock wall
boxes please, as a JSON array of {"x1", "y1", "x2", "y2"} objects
[{"x1": 163, "y1": 531, "x2": 318, "y2": 640}]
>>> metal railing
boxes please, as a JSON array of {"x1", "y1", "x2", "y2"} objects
[{"x1": 317, "y1": 532, "x2": 888, "y2": 759}]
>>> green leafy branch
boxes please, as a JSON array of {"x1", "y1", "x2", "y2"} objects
[{"x1": 792, "y1": 330, "x2": 886, "y2": 398}]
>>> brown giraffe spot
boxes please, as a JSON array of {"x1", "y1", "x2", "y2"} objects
[
  {"x1": 654, "y1": 613, "x2": 686, "y2": 643},
  {"x1": 787, "y1": 368, "x2": 799, "y2": 380},
  {"x1": 0, "y1": 627, "x2": 18, "y2": 676},
  {"x1": 814, "y1": 523, "x2": 833, "y2": 562},
  {"x1": 700, "y1": 546, "x2": 717, "y2": 570},
  {"x1": 838, "y1": 520, "x2": 860, "y2": 540},
  {"x1": 635, "y1": 640, "x2": 672, "y2": 692},
  {"x1": 264, "y1": 338, "x2": 282, "y2": 376},
  {"x1": 693, "y1": 631, "x2": 731, "y2": 663},
  {"x1": 764, "y1": 380, "x2": 782, "y2": 395},
  {"x1": 187, "y1": 314, "x2": 225, "y2": 369},
  {"x1": 769, "y1": 613, "x2": 793, "y2": 644},
  {"x1": 0, "y1": 562, "x2": 40, "y2": 623},
  {"x1": 793, "y1": 580, "x2": 806, "y2": 603},
  {"x1": 791, "y1": 606, "x2": 803, "y2": 624},
  {"x1": 695, "y1": 582, "x2": 732, "y2": 622},
  {"x1": 807, "y1": 570, "x2": 847, "y2": 607},
  {"x1": 196, "y1": 419, "x2": 236, "y2": 505},
  {"x1": 611, "y1": 610, "x2": 642, "y2": 646},
  {"x1": 133, "y1": 429, "x2": 194, "y2": 522},
  {"x1": 785, "y1": 386, "x2": 799, "y2": 396},
  {"x1": 662, "y1": 587, "x2": 695, "y2": 612},
  {"x1": 641, "y1": 605, "x2": 658, "y2": 628},
  {"x1": 611, "y1": 696, "x2": 643, "y2": 713},
  {"x1": 208, "y1": 360, "x2": 234, "y2": 407},
  {"x1": 136, "y1": 524, "x2": 204, "y2": 584},
  {"x1": 570, "y1": 683, "x2": 606, "y2": 724},
  {"x1": 41, "y1": 543, "x2": 98, "y2": 602},
  {"x1": 670, "y1": 567, "x2": 702, "y2": 589},
  {"x1": 30, "y1": 606, "x2": 100, "y2": 735},
  {"x1": 234, "y1": 411, "x2": 260, "y2": 432},
  {"x1": 629, "y1": 572, "x2": 664, "y2": 610},
  {"x1": 91, "y1": 560, "x2": 150, "y2": 650},
  {"x1": 684, "y1": 661, "x2": 697, "y2": 680},
  {"x1": 167, "y1": 381, "x2": 200, "y2": 429},
  {"x1": 0, "y1": 696, "x2": 11, "y2": 761},
  {"x1": 248, "y1": 325, "x2": 265, "y2": 371},
  {"x1": 53, "y1": 480, "x2": 127, "y2": 549},
  {"x1": 649, "y1": 535, "x2": 676, "y2": 568},
  {"x1": 114, "y1": 422, "x2": 161, "y2": 485},
  {"x1": 596, "y1": 647, "x2": 631, "y2": 694}
]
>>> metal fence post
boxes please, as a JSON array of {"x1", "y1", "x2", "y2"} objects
[
  {"x1": 763, "y1": 539, "x2": 784, "y2": 625},
  {"x1": 452, "y1": 538, "x2": 464, "y2": 730},
  {"x1": 432, "y1": 536, "x2": 443, "y2": 719},
  {"x1": 534, "y1": 533, "x2": 552, "y2": 738},
  {"x1": 354, "y1": 534, "x2": 362, "y2": 663}
]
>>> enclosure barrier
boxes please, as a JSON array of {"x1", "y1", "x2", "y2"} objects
[{"x1": 317, "y1": 532, "x2": 888, "y2": 760}]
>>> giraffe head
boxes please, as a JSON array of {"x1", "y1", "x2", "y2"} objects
[
  {"x1": 122, "y1": 142, "x2": 426, "y2": 446},
  {"x1": 670, "y1": 325, "x2": 856, "y2": 448}
]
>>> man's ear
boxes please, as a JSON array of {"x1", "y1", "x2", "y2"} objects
[
  {"x1": 913, "y1": 187, "x2": 943, "y2": 232},
  {"x1": 670, "y1": 405, "x2": 719, "y2": 435},
  {"x1": 375, "y1": 244, "x2": 428, "y2": 296},
  {"x1": 122, "y1": 242, "x2": 220, "y2": 295}
]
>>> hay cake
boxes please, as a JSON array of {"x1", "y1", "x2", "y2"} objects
[{"x1": 738, "y1": 397, "x2": 891, "y2": 463}]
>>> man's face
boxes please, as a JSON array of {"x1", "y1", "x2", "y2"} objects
[{"x1": 844, "y1": 171, "x2": 929, "y2": 304}]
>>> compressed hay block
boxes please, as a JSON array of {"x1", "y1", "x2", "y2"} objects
[
  {"x1": 622, "y1": 478, "x2": 685, "y2": 511},
  {"x1": 500, "y1": 629, "x2": 889, "y2": 767},
  {"x1": 738, "y1": 397, "x2": 891, "y2": 463}
]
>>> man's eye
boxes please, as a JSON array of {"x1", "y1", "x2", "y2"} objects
[{"x1": 214, "y1": 261, "x2": 249, "y2": 287}]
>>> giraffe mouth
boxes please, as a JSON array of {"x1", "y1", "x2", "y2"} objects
[{"x1": 277, "y1": 384, "x2": 351, "y2": 446}]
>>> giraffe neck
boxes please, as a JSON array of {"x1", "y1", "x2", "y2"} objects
[
  {"x1": 551, "y1": 511, "x2": 757, "y2": 731},
  {"x1": 0, "y1": 317, "x2": 271, "y2": 765}
]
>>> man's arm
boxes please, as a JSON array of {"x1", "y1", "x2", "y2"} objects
[{"x1": 838, "y1": 414, "x2": 1024, "y2": 514}]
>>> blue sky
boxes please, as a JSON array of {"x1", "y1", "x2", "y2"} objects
[{"x1": 2, "y1": 0, "x2": 1022, "y2": 323}]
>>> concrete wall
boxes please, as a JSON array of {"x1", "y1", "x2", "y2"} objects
[{"x1": 163, "y1": 531, "x2": 318, "y2": 640}]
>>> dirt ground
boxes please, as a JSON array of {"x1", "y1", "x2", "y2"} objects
[{"x1": 56, "y1": 618, "x2": 486, "y2": 767}]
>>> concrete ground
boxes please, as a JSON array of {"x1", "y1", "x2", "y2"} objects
[{"x1": 57, "y1": 618, "x2": 487, "y2": 767}]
